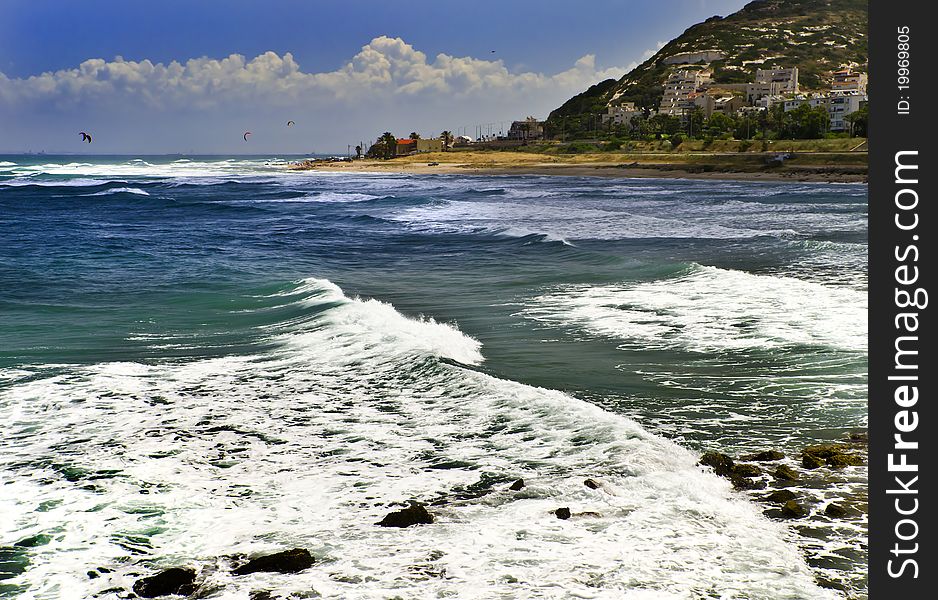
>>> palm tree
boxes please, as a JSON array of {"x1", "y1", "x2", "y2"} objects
[
  {"x1": 378, "y1": 132, "x2": 397, "y2": 159},
  {"x1": 440, "y1": 130, "x2": 453, "y2": 151},
  {"x1": 409, "y1": 132, "x2": 421, "y2": 140}
]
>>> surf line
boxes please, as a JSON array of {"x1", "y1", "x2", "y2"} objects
[{"x1": 885, "y1": 150, "x2": 925, "y2": 580}]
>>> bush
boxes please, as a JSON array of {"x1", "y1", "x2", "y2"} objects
[{"x1": 669, "y1": 134, "x2": 685, "y2": 149}]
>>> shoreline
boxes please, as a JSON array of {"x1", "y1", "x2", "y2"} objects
[{"x1": 288, "y1": 157, "x2": 867, "y2": 184}]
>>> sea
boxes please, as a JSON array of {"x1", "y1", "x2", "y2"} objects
[{"x1": 0, "y1": 155, "x2": 868, "y2": 599}]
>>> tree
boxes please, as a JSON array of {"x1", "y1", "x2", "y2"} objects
[
  {"x1": 378, "y1": 132, "x2": 397, "y2": 159},
  {"x1": 440, "y1": 130, "x2": 453, "y2": 151},
  {"x1": 355, "y1": 145, "x2": 363, "y2": 158},
  {"x1": 844, "y1": 104, "x2": 868, "y2": 137},
  {"x1": 409, "y1": 132, "x2": 421, "y2": 140},
  {"x1": 704, "y1": 113, "x2": 735, "y2": 137},
  {"x1": 649, "y1": 113, "x2": 681, "y2": 139}
]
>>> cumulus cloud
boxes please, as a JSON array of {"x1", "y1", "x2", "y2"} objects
[
  {"x1": 0, "y1": 36, "x2": 633, "y2": 151},
  {"x1": 1, "y1": 37, "x2": 626, "y2": 109}
]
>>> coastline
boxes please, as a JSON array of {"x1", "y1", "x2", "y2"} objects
[{"x1": 288, "y1": 151, "x2": 868, "y2": 184}]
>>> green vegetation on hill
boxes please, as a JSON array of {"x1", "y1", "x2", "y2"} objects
[{"x1": 547, "y1": 0, "x2": 867, "y2": 137}]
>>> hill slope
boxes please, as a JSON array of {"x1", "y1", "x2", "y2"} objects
[{"x1": 548, "y1": 0, "x2": 867, "y2": 128}]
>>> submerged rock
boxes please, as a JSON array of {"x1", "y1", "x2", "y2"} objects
[
  {"x1": 699, "y1": 452, "x2": 735, "y2": 477},
  {"x1": 730, "y1": 475, "x2": 766, "y2": 490},
  {"x1": 774, "y1": 465, "x2": 799, "y2": 481},
  {"x1": 555, "y1": 507, "x2": 571, "y2": 520},
  {"x1": 132, "y1": 567, "x2": 197, "y2": 598},
  {"x1": 781, "y1": 500, "x2": 807, "y2": 518},
  {"x1": 233, "y1": 548, "x2": 314, "y2": 575},
  {"x1": 377, "y1": 502, "x2": 434, "y2": 528},
  {"x1": 763, "y1": 489, "x2": 797, "y2": 504},
  {"x1": 741, "y1": 450, "x2": 785, "y2": 462},
  {"x1": 583, "y1": 478, "x2": 600, "y2": 490},
  {"x1": 509, "y1": 479, "x2": 525, "y2": 491}
]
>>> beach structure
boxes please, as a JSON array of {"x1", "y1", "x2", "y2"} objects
[
  {"x1": 395, "y1": 137, "x2": 444, "y2": 155},
  {"x1": 507, "y1": 117, "x2": 545, "y2": 141}
]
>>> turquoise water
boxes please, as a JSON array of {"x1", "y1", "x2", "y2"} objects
[{"x1": 0, "y1": 156, "x2": 867, "y2": 598}]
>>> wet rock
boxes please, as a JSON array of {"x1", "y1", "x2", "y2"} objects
[
  {"x1": 802, "y1": 444, "x2": 864, "y2": 468},
  {"x1": 87, "y1": 570, "x2": 99, "y2": 579},
  {"x1": 826, "y1": 453, "x2": 864, "y2": 468},
  {"x1": 573, "y1": 511, "x2": 603, "y2": 518},
  {"x1": 555, "y1": 507, "x2": 571, "y2": 520},
  {"x1": 249, "y1": 591, "x2": 274, "y2": 600},
  {"x1": 731, "y1": 463, "x2": 762, "y2": 478},
  {"x1": 730, "y1": 476, "x2": 766, "y2": 491},
  {"x1": 509, "y1": 479, "x2": 525, "y2": 491},
  {"x1": 699, "y1": 452, "x2": 735, "y2": 477},
  {"x1": 584, "y1": 478, "x2": 600, "y2": 490},
  {"x1": 781, "y1": 500, "x2": 807, "y2": 518},
  {"x1": 774, "y1": 465, "x2": 799, "y2": 481},
  {"x1": 763, "y1": 489, "x2": 797, "y2": 504},
  {"x1": 233, "y1": 548, "x2": 314, "y2": 576},
  {"x1": 741, "y1": 450, "x2": 785, "y2": 462},
  {"x1": 802, "y1": 454, "x2": 826, "y2": 469},
  {"x1": 132, "y1": 567, "x2": 197, "y2": 598},
  {"x1": 825, "y1": 503, "x2": 851, "y2": 518},
  {"x1": 377, "y1": 502, "x2": 434, "y2": 528}
]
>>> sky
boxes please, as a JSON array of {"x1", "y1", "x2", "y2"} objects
[{"x1": 0, "y1": 0, "x2": 749, "y2": 154}]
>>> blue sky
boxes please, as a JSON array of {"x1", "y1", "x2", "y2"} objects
[{"x1": 0, "y1": 0, "x2": 748, "y2": 153}]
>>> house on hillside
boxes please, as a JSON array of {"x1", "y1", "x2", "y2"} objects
[
  {"x1": 747, "y1": 67, "x2": 799, "y2": 102},
  {"x1": 601, "y1": 102, "x2": 643, "y2": 127},
  {"x1": 659, "y1": 70, "x2": 712, "y2": 117}
]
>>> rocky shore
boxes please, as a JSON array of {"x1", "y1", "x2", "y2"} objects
[{"x1": 5, "y1": 433, "x2": 866, "y2": 598}]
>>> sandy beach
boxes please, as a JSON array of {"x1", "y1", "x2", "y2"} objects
[{"x1": 288, "y1": 150, "x2": 868, "y2": 183}]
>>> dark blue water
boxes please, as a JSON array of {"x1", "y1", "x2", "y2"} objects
[{"x1": 0, "y1": 155, "x2": 868, "y2": 598}]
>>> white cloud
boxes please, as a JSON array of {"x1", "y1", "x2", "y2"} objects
[
  {"x1": 1, "y1": 36, "x2": 627, "y2": 109},
  {"x1": 0, "y1": 37, "x2": 635, "y2": 151}
]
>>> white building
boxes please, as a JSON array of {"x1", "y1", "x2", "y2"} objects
[
  {"x1": 783, "y1": 92, "x2": 867, "y2": 132},
  {"x1": 601, "y1": 102, "x2": 644, "y2": 127},
  {"x1": 832, "y1": 69, "x2": 868, "y2": 94},
  {"x1": 659, "y1": 70, "x2": 712, "y2": 116},
  {"x1": 747, "y1": 67, "x2": 799, "y2": 102}
]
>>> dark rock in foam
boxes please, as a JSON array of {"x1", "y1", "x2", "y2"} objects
[
  {"x1": 233, "y1": 548, "x2": 314, "y2": 575},
  {"x1": 509, "y1": 479, "x2": 525, "y2": 491},
  {"x1": 699, "y1": 452, "x2": 735, "y2": 477},
  {"x1": 132, "y1": 567, "x2": 197, "y2": 598},
  {"x1": 377, "y1": 502, "x2": 434, "y2": 528},
  {"x1": 555, "y1": 507, "x2": 572, "y2": 520}
]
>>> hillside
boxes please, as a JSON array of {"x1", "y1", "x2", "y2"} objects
[{"x1": 548, "y1": 0, "x2": 867, "y2": 128}]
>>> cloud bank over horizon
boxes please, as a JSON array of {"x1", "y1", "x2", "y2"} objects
[{"x1": 0, "y1": 36, "x2": 649, "y2": 153}]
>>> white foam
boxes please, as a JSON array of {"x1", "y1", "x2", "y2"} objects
[
  {"x1": 0, "y1": 279, "x2": 835, "y2": 599},
  {"x1": 523, "y1": 264, "x2": 867, "y2": 353}
]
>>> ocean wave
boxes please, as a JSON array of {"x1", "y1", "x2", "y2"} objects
[
  {"x1": 391, "y1": 200, "x2": 803, "y2": 241},
  {"x1": 80, "y1": 187, "x2": 151, "y2": 197},
  {"x1": 522, "y1": 264, "x2": 867, "y2": 353},
  {"x1": 0, "y1": 277, "x2": 834, "y2": 599}
]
